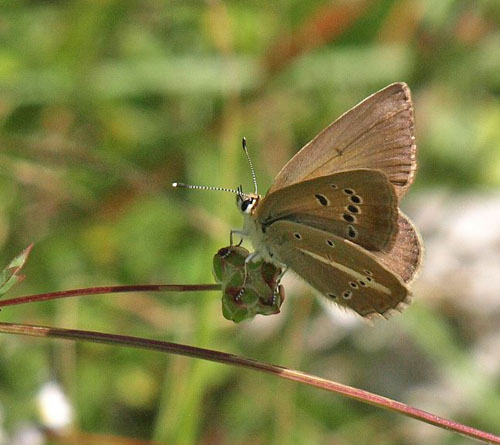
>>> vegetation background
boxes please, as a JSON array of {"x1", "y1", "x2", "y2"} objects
[{"x1": 1, "y1": 0, "x2": 500, "y2": 444}]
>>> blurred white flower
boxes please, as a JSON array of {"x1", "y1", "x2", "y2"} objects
[{"x1": 36, "y1": 381, "x2": 73, "y2": 431}]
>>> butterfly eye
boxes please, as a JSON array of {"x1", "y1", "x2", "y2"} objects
[{"x1": 240, "y1": 198, "x2": 254, "y2": 213}]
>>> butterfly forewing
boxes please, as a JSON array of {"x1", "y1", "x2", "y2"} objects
[
  {"x1": 265, "y1": 220, "x2": 410, "y2": 317},
  {"x1": 256, "y1": 169, "x2": 399, "y2": 251},
  {"x1": 268, "y1": 83, "x2": 416, "y2": 199}
]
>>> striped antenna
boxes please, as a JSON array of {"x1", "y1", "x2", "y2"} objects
[
  {"x1": 172, "y1": 182, "x2": 241, "y2": 196},
  {"x1": 173, "y1": 138, "x2": 257, "y2": 197},
  {"x1": 242, "y1": 137, "x2": 258, "y2": 194}
]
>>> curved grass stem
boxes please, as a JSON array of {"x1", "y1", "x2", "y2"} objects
[
  {"x1": 0, "y1": 284, "x2": 221, "y2": 308},
  {"x1": 0, "y1": 321, "x2": 498, "y2": 444}
]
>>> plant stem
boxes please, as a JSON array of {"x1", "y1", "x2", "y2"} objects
[
  {"x1": 0, "y1": 321, "x2": 498, "y2": 444},
  {"x1": 0, "y1": 284, "x2": 221, "y2": 308}
]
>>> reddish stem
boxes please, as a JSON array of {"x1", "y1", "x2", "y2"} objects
[
  {"x1": 0, "y1": 321, "x2": 498, "y2": 444},
  {"x1": 0, "y1": 284, "x2": 221, "y2": 308}
]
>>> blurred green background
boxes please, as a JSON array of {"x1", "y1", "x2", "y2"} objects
[{"x1": 1, "y1": 0, "x2": 500, "y2": 444}]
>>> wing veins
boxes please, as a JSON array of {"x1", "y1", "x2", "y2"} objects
[{"x1": 306, "y1": 107, "x2": 412, "y2": 178}]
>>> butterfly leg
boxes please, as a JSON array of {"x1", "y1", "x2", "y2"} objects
[
  {"x1": 230, "y1": 229, "x2": 245, "y2": 247},
  {"x1": 267, "y1": 266, "x2": 287, "y2": 306},
  {"x1": 245, "y1": 251, "x2": 261, "y2": 265},
  {"x1": 276, "y1": 265, "x2": 287, "y2": 283},
  {"x1": 235, "y1": 251, "x2": 262, "y2": 301}
]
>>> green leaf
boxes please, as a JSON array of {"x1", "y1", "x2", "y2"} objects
[{"x1": 0, "y1": 243, "x2": 34, "y2": 298}]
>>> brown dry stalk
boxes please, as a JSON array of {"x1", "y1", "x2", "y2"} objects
[{"x1": 0, "y1": 321, "x2": 498, "y2": 444}]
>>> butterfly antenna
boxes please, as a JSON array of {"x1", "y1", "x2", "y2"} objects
[
  {"x1": 242, "y1": 137, "x2": 258, "y2": 194},
  {"x1": 172, "y1": 182, "x2": 240, "y2": 195}
]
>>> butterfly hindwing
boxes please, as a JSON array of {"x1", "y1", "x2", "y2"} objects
[
  {"x1": 265, "y1": 220, "x2": 410, "y2": 318},
  {"x1": 256, "y1": 169, "x2": 398, "y2": 251},
  {"x1": 268, "y1": 83, "x2": 416, "y2": 199},
  {"x1": 372, "y1": 210, "x2": 423, "y2": 284}
]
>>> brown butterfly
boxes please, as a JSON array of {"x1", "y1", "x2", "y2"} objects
[{"x1": 175, "y1": 83, "x2": 423, "y2": 319}]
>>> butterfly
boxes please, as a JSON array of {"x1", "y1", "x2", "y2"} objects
[{"x1": 175, "y1": 83, "x2": 422, "y2": 320}]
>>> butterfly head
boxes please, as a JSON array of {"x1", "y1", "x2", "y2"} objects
[{"x1": 236, "y1": 185, "x2": 260, "y2": 215}]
